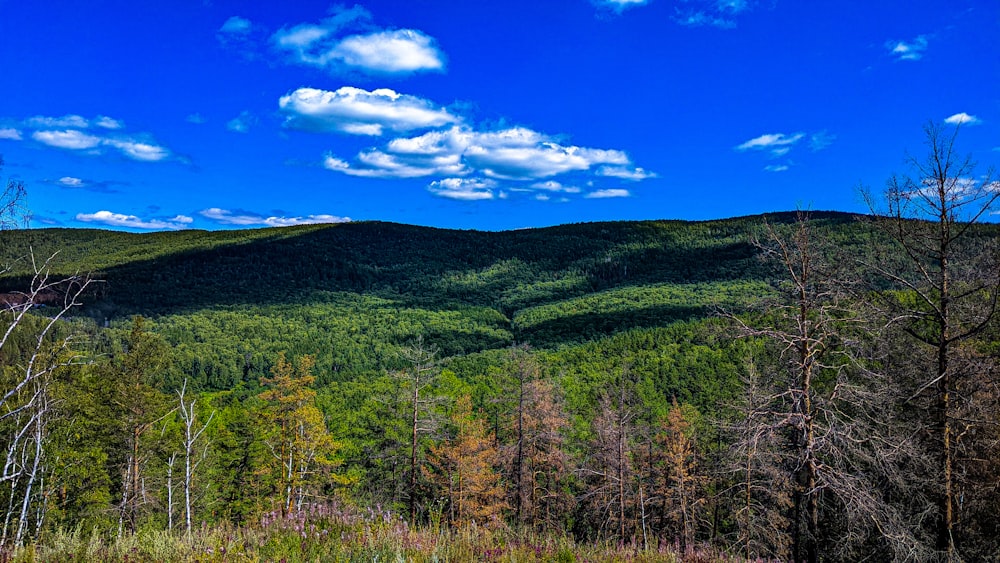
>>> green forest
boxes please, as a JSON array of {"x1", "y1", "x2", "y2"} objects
[{"x1": 1, "y1": 126, "x2": 999, "y2": 562}]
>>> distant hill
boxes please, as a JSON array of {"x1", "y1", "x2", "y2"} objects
[{"x1": 0, "y1": 211, "x2": 865, "y2": 389}]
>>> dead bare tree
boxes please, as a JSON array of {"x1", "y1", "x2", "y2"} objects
[
  {"x1": 0, "y1": 162, "x2": 91, "y2": 546},
  {"x1": 726, "y1": 213, "x2": 924, "y2": 561},
  {"x1": 861, "y1": 122, "x2": 1000, "y2": 561},
  {"x1": 578, "y1": 365, "x2": 639, "y2": 544},
  {"x1": 176, "y1": 379, "x2": 213, "y2": 536}
]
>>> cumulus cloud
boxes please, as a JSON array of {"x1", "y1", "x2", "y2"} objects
[
  {"x1": 200, "y1": 207, "x2": 351, "y2": 227},
  {"x1": 0, "y1": 128, "x2": 23, "y2": 140},
  {"x1": 279, "y1": 87, "x2": 458, "y2": 136},
  {"x1": 58, "y1": 177, "x2": 84, "y2": 188},
  {"x1": 887, "y1": 35, "x2": 928, "y2": 61},
  {"x1": 25, "y1": 115, "x2": 89, "y2": 129},
  {"x1": 77, "y1": 210, "x2": 193, "y2": 230},
  {"x1": 272, "y1": 7, "x2": 445, "y2": 75},
  {"x1": 217, "y1": 15, "x2": 267, "y2": 57},
  {"x1": 944, "y1": 112, "x2": 981, "y2": 126},
  {"x1": 227, "y1": 110, "x2": 258, "y2": 133},
  {"x1": 331, "y1": 30, "x2": 445, "y2": 74},
  {"x1": 675, "y1": 0, "x2": 754, "y2": 28},
  {"x1": 32, "y1": 130, "x2": 102, "y2": 150},
  {"x1": 326, "y1": 125, "x2": 635, "y2": 182},
  {"x1": 94, "y1": 116, "x2": 124, "y2": 129},
  {"x1": 597, "y1": 165, "x2": 657, "y2": 180},
  {"x1": 764, "y1": 164, "x2": 789, "y2": 172},
  {"x1": 585, "y1": 189, "x2": 631, "y2": 198},
  {"x1": 427, "y1": 178, "x2": 497, "y2": 200},
  {"x1": 19, "y1": 115, "x2": 172, "y2": 161},
  {"x1": 531, "y1": 181, "x2": 582, "y2": 193},
  {"x1": 21, "y1": 116, "x2": 170, "y2": 161},
  {"x1": 103, "y1": 138, "x2": 171, "y2": 161}
]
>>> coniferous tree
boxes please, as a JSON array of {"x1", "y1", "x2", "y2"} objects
[
  {"x1": 258, "y1": 353, "x2": 340, "y2": 516},
  {"x1": 863, "y1": 122, "x2": 1000, "y2": 560},
  {"x1": 426, "y1": 395, "x2": 506, "y2": 527}
]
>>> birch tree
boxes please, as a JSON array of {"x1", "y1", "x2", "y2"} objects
[
  {"x1": 176, "y1": 379, "x2": 213, "y2": 535},
  {"x1": 0, "y1": 160, "x2": 90, "y2": 546}
]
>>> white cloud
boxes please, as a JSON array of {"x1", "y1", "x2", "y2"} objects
[
  {"x1": 531, "y1": 181, "x2": 582, "y2": 193},
  {"x1": 325, "y1": 149, "x2": 465, "y2": 178},
  {"x1": 58, "y1": 177, "x2": 84, "y2": 187},
  {"x1": 76, "y1": 210, "x2": 192, "y2": 230},
  {"x1": 597, "y1": 165, "x2": 657, "y2": 180},
  {"x1": 427, "y1": 178, "x2": 497, "y2": 200},
  {"x1": 219, "y1": 16, "x2": 252, "y2": 35},
  {"x1": 103, "y1": 138, "x2": 170, "y2": 161},
  {"x1": 32, "y1": 130, "x2": 102, "y2": 150},
  {"x1": 764, "y1": 164, "x2": 789, "y2": 172},
  {"x1": 326, "y1": 125, "x2": 634, "y2": 181},
  {"x1": 944, "y1": 112, "x2": 982, "y2": 126},
  {"x1": 50, "y1": 176, "x2": 122, "y2": 193},
  {"x1": 272, "y1": 8, "x2": 444, "y2": 75},
  {"x1": 585, "y1": 189, "x2": 631, "y2": 198},
  {"x1": 227, "y1": 110, "x2": 258, "y2": 133},
  {"x1": 0, "y1": 128, "x2": 22, "y2": 140},
  {"x1": 887, "y1": 35, "x2": 928, "y2": 61},
  {"x1": 200, "y1": 207, "x2": 351, "y2": 226},
  {"x1": 25, "y1": 115, "x2": 89, "y2": 129},
  {"x1": 21, "y1": 115, "x2": 171, "y2": 161},
  {"x1": 94, "y1": 116, "x2": 124, "y2": 129},
  {"x1": 331, "y1": 30, "x2": 445, "y2": 74},
  {"x1": 735, "y1": 132, "x2": 805, "y2": 158},
  {"x1": 279, "y1": 87, "x2": 458, "y2": 136}
]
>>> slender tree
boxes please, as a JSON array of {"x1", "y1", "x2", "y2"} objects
[
  {"x1": 425, "y1": 395, "x2": 506, "y2": 527},
  {"x1": 176, "y1": 379, "x2": 213, "y2": 535},
  {"x1": 102, "y1": 317, "x2": 171, "y2": 535},
  {"x1": 580, "y1": 365, "x2": 639, "y2": 543},
  {"x1": 258, "y1": 353, "x2": 339, "y2": 516},
  {"x1": 862, "y1": 122, "x2": 1000, "y2": 560},
  {"x1": 392, "y1": 340, "x2": 442, "y2": 524},
  {"x1": 0, "y1": 165, "x2": 90, "y2": 545},
  {"x1": 729, "y1": 213, "x2": 921, "y2": 560}
]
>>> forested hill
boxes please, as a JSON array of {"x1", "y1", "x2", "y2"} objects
[{"x1": 1, "y1": 211, "x2": 860, "y2": 389}]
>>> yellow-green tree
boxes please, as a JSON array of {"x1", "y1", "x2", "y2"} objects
[{"x1": 258, "y1": 353, "x2": 341, "y2": 516}]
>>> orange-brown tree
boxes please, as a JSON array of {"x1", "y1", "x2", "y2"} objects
[
  {"x1": 426, "y1": 395, "x2": 506, "y2": 527},
  {"x1": 499, "y1": 347, "x2": 573, "y2": 532},
  {"x1": 649, "y1": 400, "x2": 704, "y2": 552}
]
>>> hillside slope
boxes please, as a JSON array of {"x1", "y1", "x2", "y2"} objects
[{"x1": 1, "y1": 211, "x2": 861, "y2": 388}]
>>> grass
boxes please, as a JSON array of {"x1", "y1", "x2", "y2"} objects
[{"x1": 3, "y1": 503, "x2": 737, "y2": 562}]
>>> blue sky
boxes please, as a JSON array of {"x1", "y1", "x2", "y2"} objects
[{"x1": 0, "y1": 0, "x2": 997, "y2": 231}]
